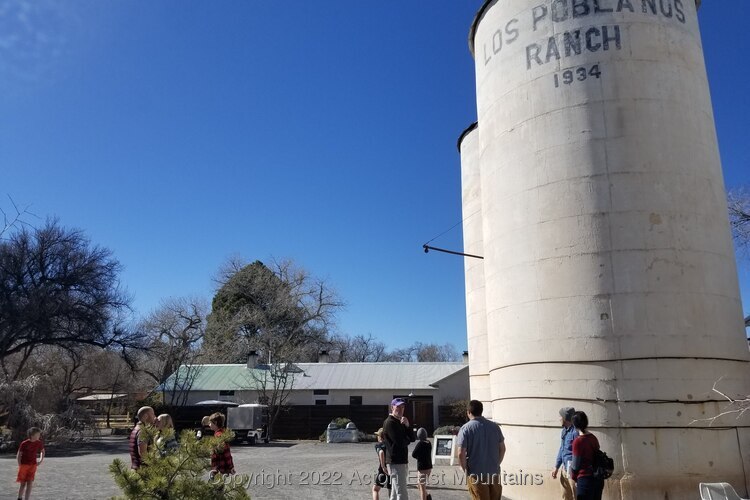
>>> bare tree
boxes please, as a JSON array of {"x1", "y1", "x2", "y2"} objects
[
  {"x1": 161, "y1": 363, "x2": 204, "y2": 407},
  {"x1": 139, "y1": 297, "x2": 207, "y2": 387},
  {"x1": 37, "y1": 348, "x2": 87, "y2": 399},
  {"x1": 383, "y1": 345, "x2": 418, "y2": 362},
  {"x1": 412, "y1": 342, "x2": 461, "y2": 362},
  {"x1": 244, "y1": 345, "x2": 301, "y2": 440},
  {"x1": 0, "y1": 220, "x2": 138, "y2": 375},
  {"x1": 728, "y1": 188, "x2": 750, "y2": 248},
  {"x1": 374, "y1": 342, "x2": 461, "y2": 362},
  {"x1": 0, "y1": 195, "x2": 33, "y2": 241},
  {"x1": 0, "y1": 345, "x2": 144, "y2": 439},
  {"x1": 73, "y1": 349, "x2": 139, "y2": 426},
  {"x1": 211, "y1": 253, "x2": 247, "y2": 288},
  {"x1": 337, "y1": 333, "x2": 388, "y2": 362},
  {"x1": 204, "y1": 259, "x2": 343, "y2": 363},
  {"x1": 19, "y1": 345, "x2": 143, "y2": 400}
]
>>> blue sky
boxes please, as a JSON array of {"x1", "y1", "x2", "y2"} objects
[{"x1": 1, "y1": 1, "x2": 748, "y2": 350}]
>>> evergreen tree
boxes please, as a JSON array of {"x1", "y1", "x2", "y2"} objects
[{"x1": 110, "y1": 426, "x2": 250, "y2": 499}]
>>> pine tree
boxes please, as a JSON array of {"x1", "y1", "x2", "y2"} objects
[{"x1": 110, "y1": 426, "x2": 250, "y2": 499}]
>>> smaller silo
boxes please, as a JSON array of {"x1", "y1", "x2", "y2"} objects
[{"x1": 459, "y1": 122, "x2": 491, "y2": 416}]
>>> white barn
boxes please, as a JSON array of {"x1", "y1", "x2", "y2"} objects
[{"x1": 159, "y1": 357, "x2": 469, "y2": 436}]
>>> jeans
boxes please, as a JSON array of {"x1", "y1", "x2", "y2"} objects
[{"x1": 576, "y1": 475, "x2": 604, "y2": 500}]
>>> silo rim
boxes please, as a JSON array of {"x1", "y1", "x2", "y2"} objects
[
  {"x1": 468, "y1": 0, "x2": 496, "y2": 57},
  {"x1": 457, "y1": 121, "x2": 478, "y2": 153},
  {"x1": 468, "y1": 0, "x2": 702, "y2": 57}
]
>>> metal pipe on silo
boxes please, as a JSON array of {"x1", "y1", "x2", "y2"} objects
[
  {"x1": 458, "y1": 122, "x2": 492, "y2": 417},
  {"x1": 465, "y1": 0, "x2": 750, "y2": 498}
]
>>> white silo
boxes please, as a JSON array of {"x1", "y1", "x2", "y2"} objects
[
  {"x1": 459, "y1": 122, "x2": 492, "y2": 416},
  {"x1": 466, "y1": 0, "x2": 750, "y2": 498}
]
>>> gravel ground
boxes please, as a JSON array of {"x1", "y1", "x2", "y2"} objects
[{"x1": 0, "y1": 436, "x2": 496, "y2": 500}]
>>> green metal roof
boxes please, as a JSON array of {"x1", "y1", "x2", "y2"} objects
[
  {"x1": 158, "y1": 364, "x2": 267, "y2": 392},
  {"x1": 158, "y1": 362, "x2": 468, "y2": 392}
]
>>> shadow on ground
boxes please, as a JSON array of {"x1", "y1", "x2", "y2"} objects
[
  {"x1": 43, "y1": 436, "x2": 299, "y2": 456},
  {"x1": 236, "y1": 441, "x2": 298, "y2": 449},
  {"x1": 44, "y1": 435, "x2": 130, "y2": 457}
]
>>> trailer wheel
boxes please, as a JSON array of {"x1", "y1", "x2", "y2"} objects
[{"x1": 249, "y1": 435, "x2": 257, "y2": 446}]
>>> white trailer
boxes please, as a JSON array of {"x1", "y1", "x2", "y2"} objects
[{"x1": 226, "y1": 404, "x2": 268, "y2": 445}]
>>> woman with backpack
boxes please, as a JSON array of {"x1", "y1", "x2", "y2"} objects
[{"x1": 570, "y1": 411, "x2": 605, "y2": 500}]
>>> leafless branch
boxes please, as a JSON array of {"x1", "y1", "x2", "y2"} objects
[
  {"x1": 689, "y1": 377, "x2": 750, "y2": 426},
  {"x1": 728, "y1": 188, "x2": 750, "y2": 250},
  {"x1": 0, "y1": 195, "x2": 36, "y2": 239}
]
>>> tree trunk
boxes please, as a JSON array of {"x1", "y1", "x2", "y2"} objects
[{"x1": 106, "y1": 371, "x2": 121, "y2": 429}]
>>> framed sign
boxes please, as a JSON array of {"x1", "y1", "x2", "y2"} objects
[{"x1": 432, "y1": 435, "x2": 456, "y2": 466}]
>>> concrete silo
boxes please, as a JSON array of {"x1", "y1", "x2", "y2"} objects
[
  {"x1": 465, "y1": 0, "x2": 750, "y2": 498},
  {"x1": 459, "y1": 122, "x2": 493, "y2": 417}
]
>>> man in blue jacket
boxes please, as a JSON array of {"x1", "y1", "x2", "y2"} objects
[{"x1": 551, "y1": 406, "x2": 577, "y2": 500}]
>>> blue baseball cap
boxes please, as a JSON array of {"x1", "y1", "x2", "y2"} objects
[{"x1": 391, "y1": 398, "x2": 406, "y2": 407}]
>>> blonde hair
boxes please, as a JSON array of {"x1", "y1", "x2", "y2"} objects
[
  {"x1": 209, "y1": 412, "x2": 226, "y2": 428},
  {"x1": 158, "y1": 414, "x2": 174, "y2": 429}
]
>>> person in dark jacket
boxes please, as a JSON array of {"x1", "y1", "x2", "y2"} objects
[
  {"x1": 570, "y1": 411, "x2": 604, "y2": 500},
  {"x1": 411, "y1": 427, "x2": 432, "y2": 500},
  {"x1": 382, "y1": 398, "x2": 415, "y2": 500}
]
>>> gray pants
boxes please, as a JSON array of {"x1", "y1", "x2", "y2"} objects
[{"x1": 388, "y1": 463, "x2": 409, "y2": 500}]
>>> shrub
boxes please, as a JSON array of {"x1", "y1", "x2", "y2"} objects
[
  {"x1": 0, "y1": 375, "x2": 96, "y2": 444},
  {"x1": 37, "y1": 404, "x2": 97, "y2": 443},
  {"x1": 441, "y1": 398, "x2": 470, "y2": 426},
  {"x1": 110, "y1": 426, "x2": 250, "y2": 499},
  {"x1": 333, "y1": 417, "x2": 351, "y2": 428},
  {"x1": 0, "y1": 428, "x2": 14, "y2": 452},
  {"x1": 433, "y1": 425, "x2": 461, "y2": 437}
]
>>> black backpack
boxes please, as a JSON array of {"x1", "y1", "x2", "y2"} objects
[{"x1": 592, "y1": 449, "x2": 614, "y2": 479}]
